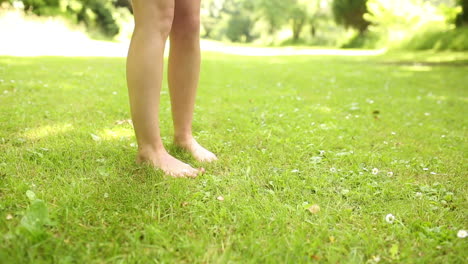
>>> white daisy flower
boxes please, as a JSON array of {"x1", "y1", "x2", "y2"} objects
[
  {"x1": 457, "y1": 230, "x2": 467, "y2": 238},
  {"x1": 385, "y1": 214, "x2": 395, "y2": 224},
  {"x1": 387, "y1": 171, "x2": 394, "y2": 177},
  {"x1": 330, "y1": 167, "x2": 336, "y2": 173},
  {"x1": 372, "y1": 168, "x2": 379, "y2": 175}
]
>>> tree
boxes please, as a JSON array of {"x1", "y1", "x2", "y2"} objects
[
  {"x1": 113, "y1": 0, "x2": 132, "y2": 13},
  {"x1": 75, "y1": 0, "x2": 120, "y2": 37},
  {"x1": 21, "y1": 0, "x2": 60, "y2": 15},
  {"x1": 332, "y1": 0, "x2": 369, "y2": 33},
  {"x1": 201, "y1": 0, "x2": 223, "y2": 38},
  {"x1": 456, "y1": 0, "x2": 468, "y2": 26},
  {"x1": 255, "y1": 0, "x2": 315, "y2": 43},
  {"x1": 221, "y1": 0, "x2": 258, "y2": 42},
  {"x1": 256, "y1": 0, "x2": 289, "y2": 34}
]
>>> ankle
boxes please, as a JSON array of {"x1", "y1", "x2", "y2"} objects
[
  {"x1": 137, "y1": 144, "x2": 167, "y2": 159},
  {"x1": 174, "y1": 133, "x2": 193, "y2": 145}
]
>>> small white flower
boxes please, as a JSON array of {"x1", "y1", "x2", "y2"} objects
[
  {"x1": 415, "y1": 192, "x2": 423, "y2": 198},
  {"x1": 423, "y1": 168, "x2": 429, "y2": 171},
  {"x1": 217, "y1": 196, "x2": 224, "y2": 201},
  {"x1": 330, "y1": 167, "x2": 336, "y2": 173},
  {"x1": 385, "y1": 214, "x2": 395, "y2": 224},
  {"x1": 430, "y1": 172, "x2": 437, "y2": 175},
  {"x1": 424, "y1": 112, "x2": 430, "y2": 116},
  {"x1": 441, "y1": 135, "x2": 446, "y2": 138},
  {"x1": 291, "y1": 169, "x2": 299, "y2": 173},
  {"x1": 104, "y1": 193, "x2": 109, "y2": 198},
  {"x1": 130, "y1": 143, "x2": 137, "y2": 147},
  {"x1": 391, "y1": 132, "x2": 396, "y2": 135},
  {"x1": 372, "y1": 168, "x2": 379, "y2": 175},
  {"x1": 457, "y1": 230, "x2": 467, "y2": 238},
  {"x1": 319, "y1": 150, "x2": 325, "y2": 155},
  {"x1": 387, "y1": 171, "x2": 394, "y2": 177},
  {"x1": 90, "y1": 133, "x2": 101, "y2": 141},
  {"x1": 383, "y1": 141, "x2": 388, "y2": 145}
]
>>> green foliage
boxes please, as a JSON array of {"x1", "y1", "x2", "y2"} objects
[
  {"x1": 400, "y1": 26, "x2": 468, "y2": 50},
  {"x1": 75, "y1": 0, "x2": 120, "y2": 37},
  {"x1": 223, "y1": 0, "x2": 258, "y2": 42},
  {"x1": 19, "y1": 190, "x2": 53, "y2": 236},
  {"x1": 339, "y1": 30, "x2": 379, "y2": 48},
  {"x1": 332, "y1": 0, "x2": 369, "y2": 33},
  {"x1": 201, "y1": 0, "x2": 223, "y2": 38},
  {"x1": 455, "y1": 0, "x2": 468, "y2": 26},
  {"x1": 364, "y1": 0, "x2": 466, "y2": 50},
  {"x1": 10, "y1": 0, "x2": 131, "y2": 38},
  {"x1": 22, "y1": 0, "x2": 61, "y2": 16},
  {"x1": 256, "y1": 0, "x2": 289, "y2": 34}
]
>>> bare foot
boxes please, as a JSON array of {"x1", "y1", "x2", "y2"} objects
[
  {"x1": 175, "y1": 136, "x2": 218, "y2": 162},
  {"x1": 137, "y1": 149, "x2": 200, "y2": 178}
]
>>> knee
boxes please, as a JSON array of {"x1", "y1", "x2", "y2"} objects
[
  {"x1": 171, "y1": 12, "x2": 200, "y2": 39},
  {"x1": 133, "y1": 1, "x2": 175, "y2": 38}
]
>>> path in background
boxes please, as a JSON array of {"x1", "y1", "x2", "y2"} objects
[{"x1": 0, "y1": 10, "x2": 385, "y2": 57}]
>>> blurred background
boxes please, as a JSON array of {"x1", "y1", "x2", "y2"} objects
[{"x1": 0, "y1": 0, "x2": 467, "y2": 55}]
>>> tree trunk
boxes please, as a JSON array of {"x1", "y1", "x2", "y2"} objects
[{"x1": 292, "y1": 18, "x2": 305, "y2": 42}]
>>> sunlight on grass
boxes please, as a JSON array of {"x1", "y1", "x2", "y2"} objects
[
  {"x1": 98, "y1": 127, "x2": 134, "y2": 141},
  {"x1": 402, "y1": 65, "x2": 433, "y2": 72},
  {"x1": 22, "y1": 123, "x2": 73, "y2": 140}
]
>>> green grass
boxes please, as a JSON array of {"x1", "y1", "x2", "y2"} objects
[{"x1": 0, "y1": 50, "x2": 467, "y2": 263}]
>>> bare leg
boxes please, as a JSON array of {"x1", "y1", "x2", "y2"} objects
[
  {"x1": 126, "y1": 0, "x2": 199, "y2": 177},
  {"x1": 169, "y1": 0, "x2": 217, "y2": 162}
]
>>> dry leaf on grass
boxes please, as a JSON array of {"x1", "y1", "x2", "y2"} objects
[{"x1": 307, "y1": 204, "x2": 320, "y2": 214}]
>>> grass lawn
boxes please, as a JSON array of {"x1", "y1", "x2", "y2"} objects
[{"x1": 0, "y1": 50, "x2": 467, "y2": 263}]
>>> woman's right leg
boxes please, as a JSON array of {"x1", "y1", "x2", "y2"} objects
[{"x1": 126, "y1": 0, "x2": 199, "y2": 177}]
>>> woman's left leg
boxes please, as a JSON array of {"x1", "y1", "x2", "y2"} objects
[{"x1": 168, "y1": 0, "x2": 217, "y2": 162}]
